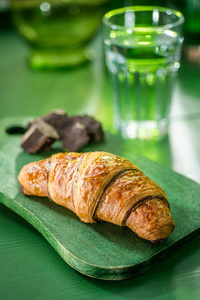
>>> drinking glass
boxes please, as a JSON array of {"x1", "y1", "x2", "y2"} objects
[
  {"x1": 103, "y1": 6, "x2": 184, "y2": 140},
  {"x1": 11, "y1": 0, "x2": 111, "y2": 69}
]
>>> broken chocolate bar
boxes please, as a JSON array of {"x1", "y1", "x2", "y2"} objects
[
  {"x1": 21, "y1": 110, "x2": 104, "y2": 153},
  {"x1": 76, "y1": 115, "x2": 104, "y2": 142},
  {"x1": 21, "y1": 110, "x2": 67, "y2": 153},
  {"x1": 54, "y1": 118, "x2": 89, "y2": 151},
  {"x1": 60, "y1": 120, "x2": 90, "y2": 152},
  {"x1": 21, "y1": 119, "x2": 59, "y2": 153},
  {"x1": 52, "y1": 115, "x2": 104, "y2": 151}
]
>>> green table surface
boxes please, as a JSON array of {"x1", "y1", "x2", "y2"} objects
[{"x1": 0, "y1": 28, "x2": 200, "y2": 300}]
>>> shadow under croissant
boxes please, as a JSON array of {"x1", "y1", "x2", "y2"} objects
[{"x1": 15, "y1": 188, "x2": 150, "y2": 251}]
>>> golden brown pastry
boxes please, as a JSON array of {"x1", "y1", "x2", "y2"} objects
[{"x1": 18, "y1": 151, "x2": 175, "y2": 242}]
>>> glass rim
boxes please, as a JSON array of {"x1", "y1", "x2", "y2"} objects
[{"x1": 103, "y1": 6, "x2": 184, "y2": 31}]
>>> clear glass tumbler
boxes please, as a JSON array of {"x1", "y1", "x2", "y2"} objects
[{"x1": 103, "y1": 6, "x2": 184, "y2": 140}]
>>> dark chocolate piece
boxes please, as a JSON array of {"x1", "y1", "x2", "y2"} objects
[
  {"x1": 21, "y1": 110, "x2": 67, "y2": 153},
  {"x1": 55, "y1": 115, "x2": 104, "y2": 145},
  {"x1": 21, "y1": 110, "x2": 104, "y2": 153},
  {"x1": 20, "y1": 123, "x2": 56, "y2": 153},
  {"x1": 76, "y1": 115, "x2": 104, "y2": 142},
  {"x1": 57, "y1": 118, "x2": 90, "y2": 151},
  {"x1": 43, "y1": 109, "x2": 67, "y2": 127}
]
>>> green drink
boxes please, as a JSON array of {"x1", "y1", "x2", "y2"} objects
[
  {"x1": 11, "y1": 0, "x2": 110, "y2": 69},
  {"x1": 103, "y1": 7, "x2": 184, "y2": 140}
]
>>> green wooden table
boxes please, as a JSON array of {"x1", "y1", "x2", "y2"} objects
[{"x1": 0, "y1": 27, "x2": 200, "y2": 299}]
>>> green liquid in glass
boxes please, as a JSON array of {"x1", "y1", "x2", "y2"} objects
[{"x1": 105, "y1": 29, "x2": 181, "y2": 139}]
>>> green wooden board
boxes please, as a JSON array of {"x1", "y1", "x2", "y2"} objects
[{"x1": 0, "y1": 116, "x2": 200, "y2": 280}]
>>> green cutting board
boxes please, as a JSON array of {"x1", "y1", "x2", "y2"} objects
[{"x1": 0, "y1": 116, "x2": 200, "y2": 280}]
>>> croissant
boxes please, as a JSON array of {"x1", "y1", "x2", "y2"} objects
[{"x1": 18, "y1": 151, "x2": 175, "y2": 242}]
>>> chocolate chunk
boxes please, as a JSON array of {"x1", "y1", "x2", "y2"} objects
[
  {"x1": 43, "y1": 109, "x2": 68, "y2": 127},
  {"x1": 21, "y1": 110, "x2": 67, "y2": 153},
  {"x1": 56, "y1": 118, "x2": 90, "y2": 151},
  {"x1": 78, "y1": 115, "x2": 104, "y2": 142},
  {"x1": 20, "y1": 122, "x2": 56, "y2": 153},
  {"x1": 56, "y1": 115, "x2": 104, "y2": 143}
]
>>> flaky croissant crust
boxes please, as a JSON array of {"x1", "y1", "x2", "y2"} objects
[{"x1": 18, "y1": 151, "x2": 175, "y2": 242}]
